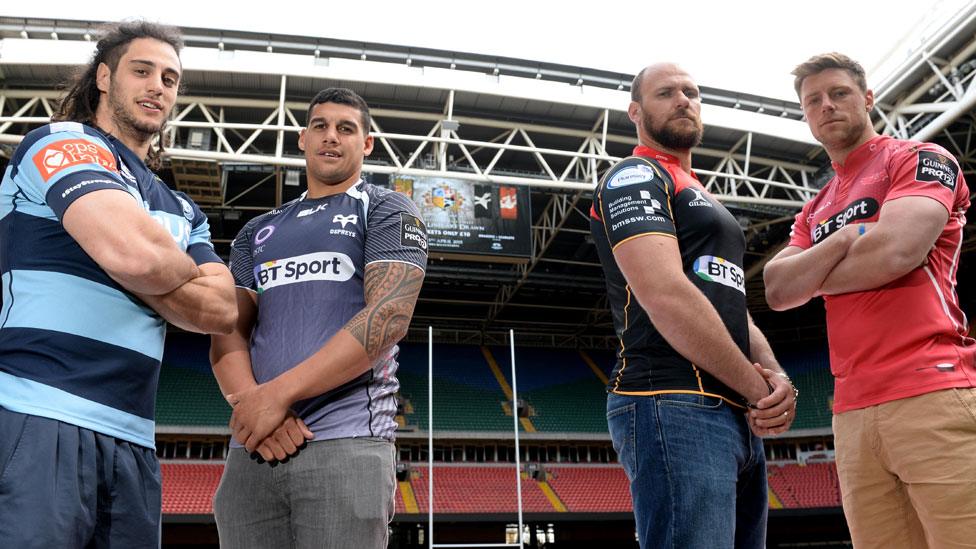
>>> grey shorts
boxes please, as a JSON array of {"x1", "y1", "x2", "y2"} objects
[{"x1": 213, "y1": 437, "x2": 396, "y2": 549}]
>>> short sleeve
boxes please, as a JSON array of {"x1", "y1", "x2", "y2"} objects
[
  {"x1": 787, "y1": 201, "x2": 813, "y2": 250},
  {"x1": 17, "y1": 129, "x2": 130, "y2": 220},
  {"x1": 364, "y1": 189, "x2": 428, "y2": 270},
  {"x1": 229, "y1": 223, "x2": 256, "y2": 291},
  {"x1": 177, "y1": 192, "x2": 222, "y2": 266},
  {"x1": 885, "y1": 143, "x2": 958, "y2": 213},
  {"x1": 594, "y1": 157, "x2": 676, "y2": 250}
]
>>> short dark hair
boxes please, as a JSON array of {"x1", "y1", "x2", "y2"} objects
[
  {"x1": 306, "y1": 88, "x2": 371, "y2": 133},
  {"x1": 792, "y1": 52, "x2": 867, "y2": 97},
  {"x1": 52, "y1": 20, "x2": 183, "y2": 168}
]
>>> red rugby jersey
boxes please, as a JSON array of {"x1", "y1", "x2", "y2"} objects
[{"x1": 789, "y1": 135, "x2": 976, "y2": 412}]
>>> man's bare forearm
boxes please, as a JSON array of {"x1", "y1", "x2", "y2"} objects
[
  {"x1": 764, "y1": 227, "x2": 857, "y2": 310},
  {"x1": 137, "y1": 263, "x2": 237, "y2": 334},
  {"x1": 271, "y1": 262, "x2": 424, "y2": 405}
]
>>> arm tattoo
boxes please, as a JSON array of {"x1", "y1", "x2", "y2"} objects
[{"x1": 344, "y1": 262, "x2": 424, "y2": 360}]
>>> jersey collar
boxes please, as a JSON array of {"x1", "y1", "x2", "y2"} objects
[
  {"x1": 633, "y1": 144, "x2": 680, "y2": 166},
  {"x1": 831, "y1": 135, "x2": 890, "y2": 176}
]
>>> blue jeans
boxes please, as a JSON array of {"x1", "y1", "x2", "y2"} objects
[{"x1": 607, "y1": 392, "x2": 767, "y2": 549}]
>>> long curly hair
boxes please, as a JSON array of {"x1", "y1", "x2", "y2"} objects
[{"x1": 52, "y1": 20, "x2": 184, "y2": 169}]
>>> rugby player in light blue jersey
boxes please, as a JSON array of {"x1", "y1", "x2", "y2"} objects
[
  {"x1": 0, "y1": 21, "x2": 236, "y2": 548},
  {"x1": 211, "y1": 88, "x2": 427, "y2": 549}
]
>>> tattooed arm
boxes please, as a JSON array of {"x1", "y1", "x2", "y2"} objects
[{"x1": 227, "y1": 261, "x2": 425, "y2": 451}]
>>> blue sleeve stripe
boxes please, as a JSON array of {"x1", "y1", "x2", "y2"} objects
[
  {"x1": 0, "y1": 371, "x2": 155, "y2": 448},
  {"x1": 2, "y1": 270, "x2": 165, "y2": 361}
]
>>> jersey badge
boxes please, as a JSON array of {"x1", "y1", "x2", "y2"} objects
[
  {"x1": 333, "y1": 214, "x2": 359, "y2": 228},
  {"x1": 915, "y1": 150, "x2": 958, "y2": 190},
  {"x1": 400, "y1": 213, "x2": 428, "y2": 252},
  {"x1": 32, "y1": 138, "x2": 118, "y2": 182},
  {"x1": 606, "y1": 164, "x2": 655, "y2": 190},
  {"x1": 693, "y1": 256, "x2": 745, "y2": 294}
]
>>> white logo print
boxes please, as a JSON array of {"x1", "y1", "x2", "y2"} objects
[
  {"x1": 333, "y1": 214, "x2": 359, "y2": 228},
  {"x1": 297, "y1": 203, "x2": 329, "y2": 218},
  {"x1": 474, "y1": 192, "x2": 491, "y2": 209},
  {"x1": 643, "y1": 199, "x2": 663, "y2": 215},
  {"x1": 255, "y1": 252, "x2": 355, "y2": 293},
  {"x1": 693, "y1": 256, "x2": 745, "y2": 294},
  {"x1": 606, "y1": 165, "x2": 655, "y2": 189},
  {"x1": 689, "y1": 189, "x2": 712, "y2": 208}
]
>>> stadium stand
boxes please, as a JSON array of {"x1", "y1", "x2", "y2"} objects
[
  {"x1": 396, "y1": 343, "x2": 512, "y2": 432},
  {"x1": 408, "y1": 465, "x2": 558, "y2": 514},
  {"x1": 157, "y1": 334, "x2": 229, "y2": 427},
  {"x1": 161, "y1": 463, "x2": 223, "y2": 515},
  {"x1": 546, "y1": 466, "x2": 632, "y2": 513},
  {"x1": 491, "y1": 347, "x2": 608, "y2": 432},
  {"x1": 778, "y1": 348, "x2": 834, "y2": 431},
  {"x1": 767, "y1": 462, "x2": 841, "y2": 508}
]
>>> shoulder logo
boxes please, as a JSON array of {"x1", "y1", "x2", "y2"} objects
[
  {"x1": 400, "y1": 213, "x2": 428, "y2": 252},
  {"x1": 916, "y1": 150, "x2": 957, "y2": 190},
  {"x1": 177, "y1": 196, "x2": 194, "y2": 221},
  {"x1": 606, "y1": 164, "x2": 655, "y2": 190},
  {"x1": 688, "y1": 188, "x2": 713, "y2": 208},
  {"x1": 32, "y1": 138, "x2": 118, "y2": 182}
]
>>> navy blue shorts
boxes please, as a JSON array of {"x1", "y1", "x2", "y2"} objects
[{"x1": 0, "y1": 406, "x2": 161, "y2": 548}]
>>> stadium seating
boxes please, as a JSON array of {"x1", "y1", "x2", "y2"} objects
[
  {"x1": 546, "y1": 465, "x2": 631, "y2": 513},
  {"x1": 778, "y1": 348, "x2": 834, "y2": 431},
  {"x1": 396, "y1": 344, "x2": 512, "y2": 432},
  {"x1": 158, "y1": 461, "x2": 842, "y2": 516},
  {"x1": 157, "y1": 334, "x2": 229, "y2": 427},
  {"x1": 490, "y1": 346, "x2": 608, "y2": 433},
  {"x1": 161, "y1": 463, "x2": 223, "y2": 515},
  {"x1": 409, "y1": 465, "x2": 556, "y2": 513},
  {"x1": 767, "y1": 462, "x2": 841, "y2": 508}
]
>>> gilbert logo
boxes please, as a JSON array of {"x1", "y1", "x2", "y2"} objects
[
  {"x1": 689, "y1": 189, "x2": 712, "y2": 208},
  {"x1": 32, "y1": 138, "x2": 117, "y2": 182},
  {"x1": 333, "y1": 214, "x2": 359, "y2": 228}
]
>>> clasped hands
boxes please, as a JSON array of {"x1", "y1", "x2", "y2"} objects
[
  {"x1": 747, "y1": 364, "x2": 798, "y2": 437},
  {"x1": 227, "y1": 383, "x2": 313, "y2": 462}
]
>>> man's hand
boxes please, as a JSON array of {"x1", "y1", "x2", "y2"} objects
[
  {"x1": 227, "y1": 383, "x2": 290, "y2": 452},
  {"x1": 253, "y1": 413, "x2": 315, "y2": 462},
  {"x1": 747, "y1": 364, "x2": 797, "y2": 437}
]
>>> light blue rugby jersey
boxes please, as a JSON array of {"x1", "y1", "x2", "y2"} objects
[
  {"x1": 0, "y1": 122, "x2": 221, "y2": 449},
  {"x1": 229, "y1": 180, "x2": 427, "y2": 443}
]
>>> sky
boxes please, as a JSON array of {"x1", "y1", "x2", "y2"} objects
[{"x1": 4, "y1": 0, "x2": 972, "y2": 100}]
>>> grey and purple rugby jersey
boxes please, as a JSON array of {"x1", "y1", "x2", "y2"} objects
[
  {"x1": 230, "y1": 180, "x2": 427, "y2": 443},
  {"x1": 0, "y1": 122, "x2": 220, "y2": 449}
]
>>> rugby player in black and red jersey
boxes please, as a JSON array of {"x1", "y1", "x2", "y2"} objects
[{"x1": 590, "y1": 63, "x2": 797, "y2": 548}]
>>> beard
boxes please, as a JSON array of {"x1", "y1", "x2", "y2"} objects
[
  {"x1": 107, "y1": 82, "x2": 164, "y2": 139},
  {"x1": 643, "y1": 110, "x2": 703, "y2": 150}
]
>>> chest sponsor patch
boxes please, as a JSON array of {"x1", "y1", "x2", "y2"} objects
[
  {"x1": 693, "y1": 256, "x2": 745, "y2": 294},
  {"x1": 606, "y1": 164, "x2": 656, "y2": 190},
  {"x1": 400, "y1": 213, "x2": 428, "y2": 252},
  {"x1": 32, "y1": 138, "x2": 118, "y2": 182},
  {"x1": 254, "y1": 251, "x2": 355, "y2": 293},
  {"x1": 812, "y1": 197, "x2": 879, "y2": 244},
  {"x1": 915, "y1": 150, "x2": 957, "y2": 190}
]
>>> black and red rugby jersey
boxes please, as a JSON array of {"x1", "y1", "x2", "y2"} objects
[{"x1": 590, "y1": 145, "x2": 750, "y2": 406}]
